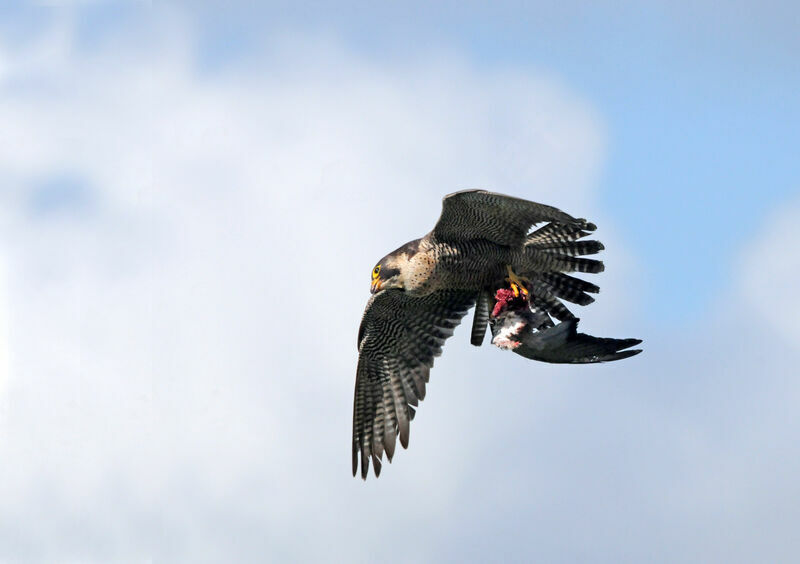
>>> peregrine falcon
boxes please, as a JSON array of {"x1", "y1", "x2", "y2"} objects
[{"x1": 353, "y1": 190, "x2": 642, "y2": 479}]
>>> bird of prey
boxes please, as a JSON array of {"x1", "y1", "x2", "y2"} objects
[{"x1": 352, "y1": 190, "x2": 641, "y2": 479}]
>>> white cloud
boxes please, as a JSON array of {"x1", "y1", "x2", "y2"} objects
[
  {"x1": 0, "y1": 12, "x2": 613, "y2": 562},
  {"x1": 738, "y1": 195, "x2": 800, "y2": 347}
]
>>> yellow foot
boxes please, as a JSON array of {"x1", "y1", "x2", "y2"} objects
[{"x1": 505, "y1": 265, "x2": 531, "y2": 298}]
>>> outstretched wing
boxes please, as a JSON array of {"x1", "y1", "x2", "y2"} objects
[
  {"x1": 353, "y1": 289, "x2": 476, "y2": 479},
  {"x1": 431, "y1": 189, "x2": 590, "y2": 247}
]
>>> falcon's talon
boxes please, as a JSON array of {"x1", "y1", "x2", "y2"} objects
[
  {"x1": 505, "y1": 265, "x2": 531, "y2": 298},
  {"x1": 509, "y1": 282, "x2": 528, "y2": 298}
]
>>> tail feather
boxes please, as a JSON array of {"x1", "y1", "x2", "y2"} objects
[
  {"x1": 470, "y1": 290, "x2": 492, "y2": 346},
  {"x1": 526, "y1": 221, "x2": 595, "y2": 246},
  {"x1": 514, "y1": 220, "x2": 607, "y2": 327},
  {"x1": 523, "y1": 219, "x2": 605, "y2": 275},
  {"x1": 538, "y1": 240, "x2": 605, "y2": 256},
  {"x1": 539, "y1": 272, "x2": 599, "y2": 306},
  {"x1": 529, "y1": 282, "x2": 576, "y2": 322},
  {"x1": 541, "y1": 272, "x2": 599, "y2": 294},
  {"x1": 523, "y1": 252, "x2": 605, "y2": 274}
]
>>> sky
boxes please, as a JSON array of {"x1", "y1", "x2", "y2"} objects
[{"x1": 0, "y1": 1, "x2": 799, "y2": 562}]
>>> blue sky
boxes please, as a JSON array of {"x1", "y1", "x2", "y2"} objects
[{"x1": 0, "y1": 2, "x2": 798, "y2": 562}]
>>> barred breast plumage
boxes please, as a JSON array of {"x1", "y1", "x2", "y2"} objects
[{"x1": 402, "y1": 239, "x2": 512, "y2": 295}]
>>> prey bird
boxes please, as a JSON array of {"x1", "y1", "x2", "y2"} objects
[{"x1": 353, "y1": 190, "x2": 642, "y2": 479}]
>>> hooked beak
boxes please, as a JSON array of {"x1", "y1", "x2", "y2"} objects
[{"x1": 370, "y1": 278, "x2": 382, "y2": 294}]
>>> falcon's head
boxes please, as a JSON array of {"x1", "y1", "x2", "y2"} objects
[
  {"x1": 370, "y1": 260, "x2": 402, "y2": 294},
  {"x1": 369, "y1": 239, "x2": 421, "y2": 294}
]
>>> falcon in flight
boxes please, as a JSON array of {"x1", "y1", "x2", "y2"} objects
[{"x1": 353, "y1": 190, "x2": 642, "y2": 479}]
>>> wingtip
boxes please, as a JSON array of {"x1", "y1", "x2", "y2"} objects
[
  {"x1": 385, "y1": 431, "x2": 396, "y2": 461},
  {"x1": 399, "y1": 426, "x2": 410, "y2": 449},
  {"x1": 605, "y1": 348, "x2": 643, "y2": 361},
  {"x1": 618, "y1": 338, "x2": 643, "y2": 350}
]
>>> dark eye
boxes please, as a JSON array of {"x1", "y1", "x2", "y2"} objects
[{"x1": 373, "y1": 266, "x2": 380, "y2": 276}]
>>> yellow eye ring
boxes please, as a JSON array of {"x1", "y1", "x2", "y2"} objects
[{"x1": 372, "y1": 265, "x2": 381, "y2": 278}]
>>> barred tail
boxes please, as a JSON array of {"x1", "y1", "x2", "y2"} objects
[
  {"x1": 526, "y1": 219, "x2": 596, "y2": 246},
  {"x1": 518, "y1": 221, "x2": 605, "y2": 322},
  {"x1": 470, "y1": 290, "x2": 492, "y2": 346}
]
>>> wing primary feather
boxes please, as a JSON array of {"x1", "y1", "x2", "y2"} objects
[
  {"x1": 371, "y1": 396, "x2": 385, "y2": 461},
  {"x1": 393, "y1": 387, "x2": 410, "y2": 449},
  {"x1": 384, "y1": 418, "x2": 396, "y2": 461},
  {"x1": 470, "y1": 290, "x2": 491, "y2": 346},
  {"x1": 381, "y1": 371, "x2": 398, "y2": 461}
]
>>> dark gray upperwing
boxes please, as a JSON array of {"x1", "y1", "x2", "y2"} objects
[
  {"x1": 353, "y1": 289, "x2": 477, "y2": 479},
  {"x1": 431, "y1": 189, "x2": 585, "y2": 247}
]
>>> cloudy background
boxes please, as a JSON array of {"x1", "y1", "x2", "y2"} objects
[{"x1": 1, "y1": 2, "x2": 798, "y2": 562}]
